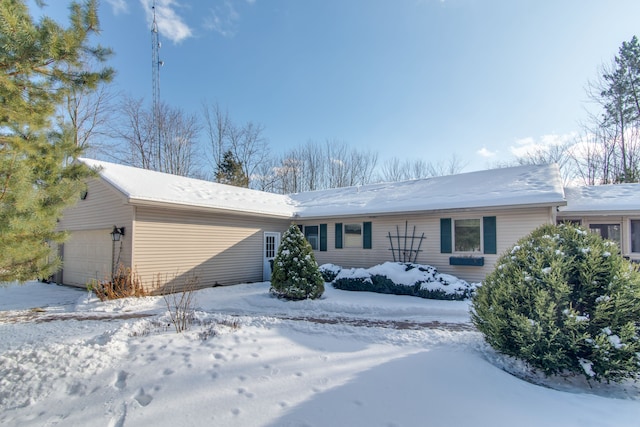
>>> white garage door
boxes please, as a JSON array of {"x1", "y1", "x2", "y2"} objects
[{"x1": 62, "y1": 229, "x2": 112, "y2": 287}]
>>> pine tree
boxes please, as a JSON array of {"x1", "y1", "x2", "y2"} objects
[
  {"x1": 270, "y1": 224, "x2": 324, "y2": 300},
  {"x1": 0, "y1": 0, "x2": 113, "y2": 282},
  {"x1": 472, "y1": 223, "x2": 640, "y2": 382},
  {"x1": 215, "y1": 150, "x2": 249, "y2": 187}
]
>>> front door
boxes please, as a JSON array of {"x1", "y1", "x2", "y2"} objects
[{"x1": 263, "y1": 232, "x2": 281, "y2": 281}]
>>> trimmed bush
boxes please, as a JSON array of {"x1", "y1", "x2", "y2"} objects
[
  {"x1": 319, "y1": 263, "x2": 342, "y2": 282},
  {"x1": 472, "y1": 223, "x2": 640, "y2": 382},
  {"x1": 332, "y1": 262, "x2": 475, "y2": 301},
  {"x1": 270, "y1": 224, "x2": 324, "y2": 300}
]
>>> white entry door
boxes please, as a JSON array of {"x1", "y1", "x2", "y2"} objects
[{"x1": 263, "y1": 232, "x2": 281, "y2": 281}]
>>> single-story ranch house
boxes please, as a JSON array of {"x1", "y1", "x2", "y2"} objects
[{"x1": 53, "y1": 159, "x2": 640, "y2": 293}]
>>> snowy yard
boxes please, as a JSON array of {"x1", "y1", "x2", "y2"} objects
[{"x1": 1, "y1": 280, "x2": 638, "y2": 427}]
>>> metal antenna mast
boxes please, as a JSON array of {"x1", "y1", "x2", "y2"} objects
[{"x1": 151, "y1": 0, "x2": 162, "y2": 169}]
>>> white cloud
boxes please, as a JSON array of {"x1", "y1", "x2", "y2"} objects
[
  {"x1": 509, "y1": 132, "x2": 576, "y2": 158},
  {"x1": 477, "y1": 147, "x2": 497, "y2": 158},
  {"x1": 140, "y1": 0, "x2": 193, "y2": 44},
  {"x1": 106, "y1": 0, "x2": 128, "y2": 15},
  {"x1": 204, "y1": 1, "x2": 241, "y2": 38}
]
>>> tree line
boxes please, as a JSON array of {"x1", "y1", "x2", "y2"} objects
[{"x1": 79, "y1": 93, "x2": 466, "y2": 192}]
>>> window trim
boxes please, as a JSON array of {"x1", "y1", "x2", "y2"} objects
[
  {"x1": 343, "y1": 223, "x2": 363, "y2": 248},
  {"x1": 631, "y1": 219, "x2": 640, "y2": 253},
  {"x1": 304, "y1": 225, "x2": 319, "y2": 251},
  {"x1": 441, "y1": 216, "x2": 496, "y2": 255},
  {"x1": 453, "y1": 218, "x2": 483, "y2": 254},
  {"x1": 588, "y1": 223, "x2": 621, "y2": 246}
]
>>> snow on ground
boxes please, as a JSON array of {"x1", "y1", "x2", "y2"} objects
[{"x1": 1, "y1": 281, "x2": 639, "y2": 427}]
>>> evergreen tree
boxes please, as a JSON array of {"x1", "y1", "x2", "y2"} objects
[
  {"x1": 270, "y1": 224, "x2": 324, "y2": 300},
  {"x1": 0, "y1": 0, "x2": 113, "y2": 282},
  {"x1": 215, "y1": 150, "x2": 249, "y2": 187},
  {"x1": 472, "y1": 223, "x2": 640, "y2": 382}
]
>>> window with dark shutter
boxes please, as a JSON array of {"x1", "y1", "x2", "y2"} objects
[
  {"x1": 335, "y1": 223, "x2": 343, "y2": 249},
  {"x1": 483, "y1": 216, "x2": 497, "y2": 254},
  {"x1": 363, "y1": 222, "x2": 372, "y2": 249},
  {"x1": 440, "y1": 218, "x2": 452, "y2": 253},
  {"x1": 320, "y1": 224, "x2": 327, "y2": 251}
]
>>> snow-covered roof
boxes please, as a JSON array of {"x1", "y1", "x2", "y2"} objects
[
  {"x1": 559, "y1": 184, "x2": 640, "y2": 215},
  {"x1": 80, "y1": 158, "x2": 296, "y2": 218},
  {"x1": 290, "y1": 163, "x2": 566, "y2": 218},
  {"x1": 81, "y1": 159, "x2": 566, "y2": 218}
]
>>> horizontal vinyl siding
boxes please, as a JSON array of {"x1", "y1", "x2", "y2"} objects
[
  {"x1": 58, "y1": 178, "x2": 134, "y2": 286},
  {"x1": 298, "y1": 207, "x2": 553, "y2": 283},
  {"x1": 133, "y1": 207, "x2": 289, "y2": 292},
  {"x1": 58, "y1": 178, "x2": 133, "y2": 231}
]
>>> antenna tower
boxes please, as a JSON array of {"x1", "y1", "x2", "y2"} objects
[{"x1": 151, "y1": 0, "x2": 162, "y2": 168}]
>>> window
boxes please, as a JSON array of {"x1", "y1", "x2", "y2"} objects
[
  {"x1": 454, "y1": 219, "x2": 481, "y2": 252},
  {"x1": 344, "y1": 223, "x2": 362, "y2": 248},
  {"x1": 304, "y1": 226, "x2": 319, "y2": 250},
  {"x1": 589, "y1": 224, "x2": 621, "y2": 246},
  {"x1": 335, "y1": 222, "x2": 372, "y2": 249},
  {"x1": 631, "y1": 220, "x2": 640, "y2": 253},
  {"x1": 440, "y1": 216, "x2": 496, "y2": 255}
]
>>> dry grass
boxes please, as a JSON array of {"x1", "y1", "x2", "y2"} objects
[{"x1": 88, "y1": 265, "x2": 148, "y2": 301}]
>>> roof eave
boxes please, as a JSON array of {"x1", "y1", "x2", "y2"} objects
[
  {"x1": 294, "y1": 200, "x2": 567, "y2": 221},
  {"x1": 557, "y1": 209, "x2": 640, "y2": 217},
  {"x1": 128, "y1": 197, "x2": 295, "y2": 219}
]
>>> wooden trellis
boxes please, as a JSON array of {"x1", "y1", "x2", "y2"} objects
[{"x1": 388, "y1": 221, "x2": 425, "y2": 263}]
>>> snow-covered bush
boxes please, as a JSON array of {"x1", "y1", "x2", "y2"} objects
[
  {"x1": 332, "y1": 262, "x2": 476, "y2": 300},
  {"x1": 270, "y1": 224, "x2": 324, "y2": 300},
  {"x1": 472, "y1": 223, "x2": 640, "y2": 382},
  {"x1": 319, "y1": 263, "x2": 342, "y2": 282}
]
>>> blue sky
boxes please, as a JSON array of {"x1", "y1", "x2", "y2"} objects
[{"x1": 44, "y1": 0, "x2": 640, "y2": 172}]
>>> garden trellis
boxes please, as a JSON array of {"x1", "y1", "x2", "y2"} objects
[{"x1": 388, "y1": 221, "x2": 425, "y2": 263}]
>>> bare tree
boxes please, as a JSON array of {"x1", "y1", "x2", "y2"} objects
[
  {"x1": 515, "y1": 141, "x2": 576, "y2": 185},
  {"x1": 202, "y1": 101, "x2": 270, "y2": 187},
  {"x1": 56, "y1": 57, "x2": 118, "y2": 158},
  {"x1": 114, "y1": 96, "x2": 154, "y2": 169},
  {"x1": 378, "y1": 153, "x2": 466, "y2": 182},
  {"x1": 114, "y1": 96, "x2": 201, "y2": 176}
]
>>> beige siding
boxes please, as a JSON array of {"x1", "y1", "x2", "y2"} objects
[
  {"x1": 133, "y1": 206, "x2": 290, "y2": 293},
  {"x1": 58, "y1": 178, "x2": 133, "y2": 231},
  {"x1": 58, "y1": 178, "x2": 134, "y2": 287},
  {"x1": 61, "y1": 229, "x2": 113, "y2": 287},
  {"x1": 299, "y1": 207, "x2": 554, "y2": 283}
]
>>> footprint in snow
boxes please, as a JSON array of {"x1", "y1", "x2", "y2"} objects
[
  {"x1": 107, "y1": 403, "x2": 127, "y2": 427},
  {"x1": 134, "y1": 388, "x2": 153, "y2": 407},
  {"x1": 114, "y1": 371, "x2": 128, "y2": 390}
]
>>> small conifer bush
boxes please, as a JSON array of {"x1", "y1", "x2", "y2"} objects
[
  {"x1": 472, "y1": 223, "x2": 640, "y2": 382},
  {"x1": 270, "y1": 224, "x2": 324, "y2": 300}
]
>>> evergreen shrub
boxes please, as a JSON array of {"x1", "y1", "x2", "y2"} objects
[
  {"x1": 332, "y1": 262, "x2": 474, "y2": 301},
  {"x1": 270, "y1": 224, "x2": 324, "y2": 300},
  {"x1": 472, "y1": 223, "x2": 640, "y2": 382},
  {"x1": 319, "y1": 264, "x2": 341, "y2": 282}
]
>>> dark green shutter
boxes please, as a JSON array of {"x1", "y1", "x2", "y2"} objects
[
  {"x1": 440, "y1": 218, "x2": 452, "y2": 253},
  {"x1": 363, "y1": 221, "x2": 372, "y2": 249},
  {"x1": 335, "y1": 223, "x2": 343, "y2": 249},
  {"x1": 483, "y1": 216, "x2": 497, "y2": 254},
  {"x1": 320, "y1": 223, "x2": 327, "y2": 251}
]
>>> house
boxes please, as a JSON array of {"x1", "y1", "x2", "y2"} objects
[
  {"x1": 557, "y1": 184, "x2": 640, "y2": 262},
  {"x1": 55, "y1": 159, "x2": 567, "y2": 292}
]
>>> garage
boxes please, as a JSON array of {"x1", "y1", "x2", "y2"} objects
[{"x1": 61, "y1": 229, "x2": 113, "y2": 287}]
